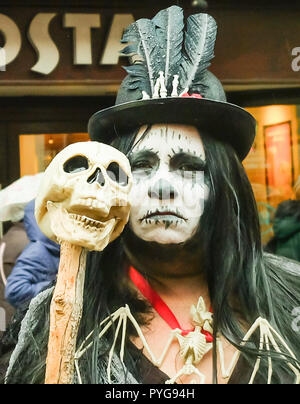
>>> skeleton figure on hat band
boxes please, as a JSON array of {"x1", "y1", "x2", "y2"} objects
[{"x1": 4, "y1": 6, "x2": 300, "y2": 384}]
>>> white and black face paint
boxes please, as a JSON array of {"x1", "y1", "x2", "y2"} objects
[{"x1": 128, "y1": 124, "x2": 209, "y2": 244}]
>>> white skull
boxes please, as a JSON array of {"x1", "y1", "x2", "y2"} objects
[{"x1": 35, "y1": 141, "x2": 132, "y2": 251}]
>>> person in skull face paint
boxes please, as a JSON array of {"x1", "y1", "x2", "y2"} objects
[
  {"x1": 128, "y1": 124, "x2": 208, "y2": 246},
  {"x1": 4, "y1": 6, "x2": 300, "y2": 384}
]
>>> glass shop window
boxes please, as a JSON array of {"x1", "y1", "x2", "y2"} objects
[
  {"x1": 19, "y1": 133, "x2": 89, "y2": 177},
  {"x1": 243, "y1": 104, "x2": 300, "y2": 245}
]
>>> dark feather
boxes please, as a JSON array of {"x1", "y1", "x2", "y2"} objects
[
  {"x1": 179, "y1": 13, "x2": 217, "y2": 94},
  {"x1": 152, "y1": 5, "x2": 184, "y2": 90},
  {"x1": 123, "y1": 64, "x2": 151, "y2": 94},
  {"x1": 121, "y1": 18, "x2": 163, "y2": 96}
]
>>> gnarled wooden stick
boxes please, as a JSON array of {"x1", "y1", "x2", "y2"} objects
[{"x1": 45, "y1": 241, "x2": 87, "y2": 384}]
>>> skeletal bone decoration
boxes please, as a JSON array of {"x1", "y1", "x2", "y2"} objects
[
  {"x1": 34, "y1": 141, "x2": 132, "y2": 384},
  {"x1": 75, "y1": 297, "x2": 300, "y2": 384},
  {"x1": 142, "y1": 72, "x2": 188, "y2": 100}
]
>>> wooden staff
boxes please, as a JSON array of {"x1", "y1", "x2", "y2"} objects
[{"x1": 45, "y1": 241, "x2": 87, "y2": 384}]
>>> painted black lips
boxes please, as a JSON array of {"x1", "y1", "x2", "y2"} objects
[{"x1": 141, "y1": 208, "x2": 187, "y2": 221}]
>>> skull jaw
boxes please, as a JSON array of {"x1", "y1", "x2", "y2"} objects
[{"x1": 46, "y1": 201, "x2": 120, "y2": 251}]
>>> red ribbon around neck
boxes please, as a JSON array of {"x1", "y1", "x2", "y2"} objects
[{"x1": 129, "y1": 266, "x2": 213, "y2": 342}]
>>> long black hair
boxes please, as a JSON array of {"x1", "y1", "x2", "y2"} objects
[
  {"x1": 197, "y1": 134, "x2": 300, "y2": 382},
  {"x1": 5, "y1": 128, "x2": 300, "y2": 384}
]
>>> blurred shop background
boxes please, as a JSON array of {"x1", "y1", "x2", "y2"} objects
[{"x1": 0, "y1": 0, "x2": 300, "y2": 246}]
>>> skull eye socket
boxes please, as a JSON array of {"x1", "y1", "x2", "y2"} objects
[
  {"x1": 107, "y1": 162, "x2": 128, "y2": 186},
  {"x1": 63, "y1": 155, "x2": 89, "y2": 174}
]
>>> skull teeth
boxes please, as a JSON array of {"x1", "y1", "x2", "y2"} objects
[
  {"x1": 68, "y1": 213, "x2": 103, "y2": 228},
  {"x1": 78, "y1": 198, "x2": 107, "y2": 210}
]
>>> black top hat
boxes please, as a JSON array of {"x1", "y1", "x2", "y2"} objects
[{"x1": 88, "y1": 6, "x2": 256, "y2": 161}]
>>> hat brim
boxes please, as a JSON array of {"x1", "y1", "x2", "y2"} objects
[{"x1": 88, "y1": 97, "x2": 256, "y2": 160}]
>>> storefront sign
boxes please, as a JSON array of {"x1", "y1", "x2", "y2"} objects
[
  {"x1": 291, "y1": 47, "x2": 300, "y2": 72},
  {"x1": 1, "y1": 7, "x2": 300, "y2": 92},
  {"x1": 0, "y1": 12, "x2": 134, "y2": 75}
]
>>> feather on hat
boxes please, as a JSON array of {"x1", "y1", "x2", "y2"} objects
[{"x1": 88, "y1": 5, "x2": 256, "y2": 160}]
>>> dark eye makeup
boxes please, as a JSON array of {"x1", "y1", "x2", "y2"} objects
[
  {"x1": 129, "y1": 150, "x2": 159, "y2": 172},
  {"x1": 170, "y1": 152, "x2": 206, "y2": 172},
  {"x1": 128, "y1": 149, "x2": 206, "y2": 179}
]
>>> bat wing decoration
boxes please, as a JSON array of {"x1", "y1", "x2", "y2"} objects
[{"x1": 74, "y1": 304, "x2": 300, "y2": 384}]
